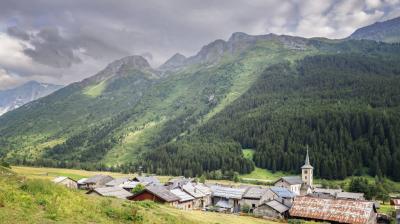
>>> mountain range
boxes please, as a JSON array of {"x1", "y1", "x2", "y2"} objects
[
  {"x1": 1, "y1": 17, "x2": 400, "y2": 181},
  {"x1": 0, "y1": 81, "x2": 62, "y2": 116}
]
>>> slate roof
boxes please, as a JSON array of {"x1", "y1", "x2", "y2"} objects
[
  {"x1": 279, "y1": 176, "x2": 303, "y2": 185},
  {"x1": 194, "y1": 183, "x2": 212, "y2": 195},
  {"x1": 313, "y1": 188, "x2": 342, "y2": 195},
  {"x1": 336, "y1": 192, "x2": 365, "y2": 200},
  {"x1": 270, "y1": 186, "x2": 295, "y2": 198},
  {"x1": 77, "y1": 178, "x2": 88, "y2": 184},
  {"x1": 89, "y1": 186, "x2": 133, "y2": 199},
  {"x1": 263, "y1": 200, "x2": 290, "y2": 213},
  {"x1": 289, "y1": 196, "x2": 376, "y2": 224},
  {"x1": 182, "y1": 183, "x2": 206, "y2": 198},
  {"x1": 105, "y1": 177, "x2": 130, "y2": 187},
  {"x1": 84, "y1": 174, "x2": 113, "y2": 184},
  {"x1": 144, "y1": 185, "x2": 180, "y2": 202},
  {"x1": 210, "y1": 185, "x2": 246, "y2": 199},
  {"x1": 243, "y1": 187, "x2": 268, "y2": 199},
  {"x1": 120, "y1": 181, "x2": 142, "y2": 189},
  {"x1": 166, "y1": 177, "x2": 193, "y2": 190},
  {"x1": 53, "y1": 176, "x2": 71, "y2": 183},
  {"x1": 170, "y1": 188, "x2": 195, "y2": 202},
  {"x1": 133, "y1": 176, "x2": 160, "y2": 185}
]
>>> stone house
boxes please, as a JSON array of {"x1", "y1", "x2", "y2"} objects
[
  {"x1": 254, "y1": 200, "x2": 289, "y2": 219},
  {"x1": 52, "y1": 176, "x2": 78, "y2": 189}
]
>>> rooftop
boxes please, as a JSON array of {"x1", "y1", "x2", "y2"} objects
[
  {"x1": 133, "y1": 176, "x2": 160, "y2": 185},
  {"x1": 336, "y1": 192, "x2": 365, "y2": 200},
  {"x1": 143, "y1": 185, "x2": 180, "y2": 202},
  {"x1": 210, "y1": 185, "x2": 246, "y2": 199},
  {"x1": 313, "y1": 188, "x2": 342, "y2": 195},
  {"x1": 279, "y1": 176, "x2": 303, "y2": 185},
  {"x1": 52, "y1": 176, "x2": 70, "y2": 183},
  {"x1": 264, "y1": 200, "x2": 290, "y2": 213},
  {"x1": 289, "y1": 196, "x2": 376, "y2": 224},
  {"x1": 243, "y1": 187, "x2": 268, "y2": 199},
  {"x1": 105, "y1": 177, "x2": 130, "y2": 187},
  {"x1": 170, "y1": 188, "x2": 195, "y2": 202},
  {"x1": 270, "y1": 186, "x2": 296, "y2": 198},
  {"x1": 89, "y1": 186, "x2": 133, "y2": 199},
  {"x1": 84, "y1": 174, "x2": 113, "y2": 184},
  {"x1": 182, "y1": 183, "x2": 206, "y2": 198}
]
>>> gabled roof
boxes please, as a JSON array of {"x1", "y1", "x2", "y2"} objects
[
  {"x1": 170, "y1": 188, "x2": 195, "y2": 202},
  {"x1": 77, "y1": 178, "x2": 88, "y2": 184},
  {"x1": 140, "y1": 185, "x2": 180, "y2": 202},
  {"x1": 194, "y1": 183, "x2": 212, "y2": 195},
  {"x1": 133, "y1": 176, "x2": 160, "y2": 185},
  {"x1": 105, "y1": 177, "x2": 130, "y2": 187},
  {"x1": 88, "y1": 186, "x2": 133, "y2": 199},
  {"x1": 210, "y1": 185, "x2": 246, "y2": 199},
  {"x1": 84, "y1": 174, "x2": 113, "y2": 184},
  {"x1": 289, "y1": 196, "x2": 376, "y2": 224},
  {"x1": 270, "y1": 186, "x2": 295, "y2": 198},
  {"x1": 120, "y1": 181, "x2": 142, "y2": 189},
  {"x1": 53, "y1": 176, "x2": 74, "y2": 184},
  {"x1": 182, "y1": 183, "x2": 206, "y2": 198},
  {"x1": 262, "y1": 200, "x2": 289, "y2": 213},
  {"x1": 313, "y1": 188, "x2": 342, "y2": 195},
  {"x1": 243, "y1": 187, "x2": 268, "y2": 199},
  {"x1": 336, "y1": 192, "x2": 365, "y2": 200},
  {"x1": 166, "y1": 177, "x2": 193, "y2": 190},
  {"x1": 276, "y1": 176, "x2": 303, "y2": 185}
]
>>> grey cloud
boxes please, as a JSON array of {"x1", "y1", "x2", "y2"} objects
[
  {"x1": 0, "y1": 0, "x2": 399, "y2": 89},
  {"x1": 7, "y1": 26, "x2": 30, "y2": 40},
  {"x1": 23, "y1": 27, "x2": 82, "y2": 68}
]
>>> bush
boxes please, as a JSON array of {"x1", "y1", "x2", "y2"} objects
[
  {"x1": 288, "y1": 219, "x2": 305, "y2": 224},
  {"x1": 241, "y1": 204, "x2": 251, "y2": 213}
]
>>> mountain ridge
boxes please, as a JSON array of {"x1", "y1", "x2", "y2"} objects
[
  {"x1": 0, "y1": 81, "x2": 62, "y2": 116},
  {"x1": 1, "y1": 18, "x2": 400, "y2": 181}
]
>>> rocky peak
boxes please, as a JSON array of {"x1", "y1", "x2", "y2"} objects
[
  {"x1": 85, "y1": 55, "x2": 153, "y2": 84},
  {"x1": 159, "y1": 53, "x2": 187, "y2": 70}
]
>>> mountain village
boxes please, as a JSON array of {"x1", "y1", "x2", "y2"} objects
[{"x1": 52, "y1": 150, "x2": 398, "y2": 224}]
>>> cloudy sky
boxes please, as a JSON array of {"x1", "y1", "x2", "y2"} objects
[{"x1": 0, "y1": 0, "x2": 399, "y2": 90}]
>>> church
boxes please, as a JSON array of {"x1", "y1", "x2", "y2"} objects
[{"x1": 273, "y1": 149, "x2": 313, "y2": 196}]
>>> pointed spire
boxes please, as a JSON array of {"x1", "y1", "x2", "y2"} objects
[
  {"x1": 305, "y1": 145, "x2": 310, "y2": 166},
  {"x1": 301, "y1": 145, "x2": 313, "y2": 169}
]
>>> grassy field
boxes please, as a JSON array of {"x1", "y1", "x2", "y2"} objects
[
  {"x1": 1, "y1": 166, "x2": 278, "y2": 224},
  {"x1": 11, "y1": 166, "x2": 174, "y2": 183}
]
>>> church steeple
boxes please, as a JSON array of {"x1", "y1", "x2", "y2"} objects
[
  {"x1": 301, "y1": 145, "x2": 313, "y2": 186},
  {"x1": 305, "y1": 147, "x2": 310, "y2": 166}
]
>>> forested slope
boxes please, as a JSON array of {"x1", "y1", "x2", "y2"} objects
[{"x1": 143, "y1": 42, "x2": 400, "y2": 181}]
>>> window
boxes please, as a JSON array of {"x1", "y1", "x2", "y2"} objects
[
  {"x1": 304, "y1": 170, "x2": 308, "y2": 174},
  {"x1": 252, "y1": 204, "x2": 256, "y2": 208},
  {"x1": 305, "y1": 176, "x2": 307, "y2": 180}
]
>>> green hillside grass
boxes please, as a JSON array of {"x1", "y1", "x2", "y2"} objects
[{"x1": 0, "y1": 166, "x2": 276, "y2": 224}]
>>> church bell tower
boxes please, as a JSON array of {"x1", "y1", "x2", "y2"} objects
[{"x1": 301, "y1": 146, "x2": 313, "y2": 186}]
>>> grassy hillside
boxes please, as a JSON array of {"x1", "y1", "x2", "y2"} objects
[{"x1": 0, "y1": 166, "x2": 276, "y2": 224}]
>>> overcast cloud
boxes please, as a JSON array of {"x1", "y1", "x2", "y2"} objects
[{"x1": 0, "y1": 0, "x2": 399, "y2": 90}]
